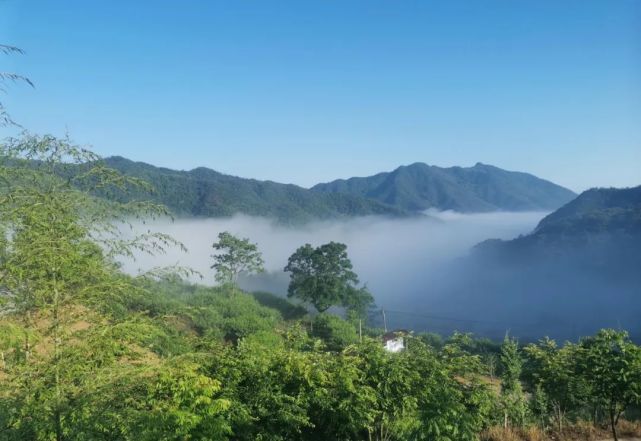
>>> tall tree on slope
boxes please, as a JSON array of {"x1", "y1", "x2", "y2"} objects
[{"x1": 211, "y1": 231, "x2": 264, "y2": 288}]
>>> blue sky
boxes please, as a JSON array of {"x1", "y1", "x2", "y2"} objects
[{"x1": 1, "y1": 0, "x2": 639, "y2": 192}]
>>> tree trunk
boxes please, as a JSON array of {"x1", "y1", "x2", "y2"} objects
[
  {"x1": 556, "y1": 404, "x2": 563, "y2": 433},
  {"x1": 609, "y1": 407, "x2": 618, "y2": 441}
]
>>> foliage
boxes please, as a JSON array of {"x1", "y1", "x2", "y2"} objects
[
  {"x1": 1, "y1": 44, "x2": 34, "y2": 127},
  {"x1": 576, "y1": 329, "x2": 641, "y2": 441},
  {"x1": 97, "y1": 156, "x2": 406, "y2": 224},
  {"x1": 0, "y1": 134, "x2": 640, "y2": 441},
  {"x1": 499, "y1": 335, "x2": 528, "y2": 428},
  {"x1": 311, "y1": 161, "x2": 575, "y2": 212},
  {"x1": 211, "y1": 231, "x2": 264, "y2": 286},
  {"x1": 184, "y1": 286, "x2": 282, "y2": 343},
  {"x1": 523, "y1": 338, "x2": 588, "y2": 432},
  {"x1": 80, "y1": 155, "x2": 579, "y2": 223},
  {"x1": 250, "y1": 291, "x2": 308, "y2": 320},
  {"x1": 0, "y1": 134, "x2": 190, "y2": 440},
  {"x1": 534, "y1": 185, "x2": 641, "y2": 236},
  {"x1": 311, "y1": 313, "x2": 359, "y2": 351},
  {"x1": 284, "y1": 241, "x2": 374, "y2": 314},
  {"x1": 3, "y1": 43, "x2": 641, "y2": 441}
]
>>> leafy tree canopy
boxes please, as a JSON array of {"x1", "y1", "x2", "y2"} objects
[
  {"x1": 211, "y1": 231, "x2": 264, "y2": 287},
  {"x1": 284, "y1": 241, "x2": 373, "y2": 314}
]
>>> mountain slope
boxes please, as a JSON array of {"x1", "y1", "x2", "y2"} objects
[
  {"x1": 97, "y1": 157, "x2": 576, "y2": 222},
  {"x1": 101, "y1": 156, "x2": 407, "y2": 223},
  {"x1": 474, "y1": 185, "x2": 641, "y2": 253},
  {"x1": 422, "y1": 185, "x2": 641, "y2": 340},
  {"x1": 311, "y1": 162, "x2": 576, "y2": 212},
  {"x1": 532, "y1": 185, "x2": 641, "y2": 236}
]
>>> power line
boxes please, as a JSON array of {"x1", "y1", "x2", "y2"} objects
[{"x1": 380, "y1": 308, "x2": 537, "y2": 329}]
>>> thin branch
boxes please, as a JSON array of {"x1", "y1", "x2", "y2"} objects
[
  {"x1": 0, "y1": 72, "x2": 34, "y2": 88},
  {"x1": 0, "y1": 45, "x2": 24, "y2": 55}
]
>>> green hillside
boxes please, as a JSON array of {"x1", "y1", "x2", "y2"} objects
[
  {"x1": 473, "y1": 185, "x2": 641, "y2": 260},
  {"x1": 2, "y1": 135, "x2": 641, "y2": 441},
  {"x1": 312, "y1": 162, "x2": 576, "y2": 212},
  {"x1": 99, "y1": 158, "x2": 576, "y2": 221},
  {"x1": 101, "y1": 156, "x2": 407, "y2": 223},
  {"x1": 532, "y1": 185, "x2": 641, "y2": 236}
]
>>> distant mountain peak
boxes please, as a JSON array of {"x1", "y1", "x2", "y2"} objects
[
  {"x1": 312, "y1": 162, "x2": 576, "y2": 213},
  {"x1": 100, "y1": 156, "x2": 578, "y2": 220}
]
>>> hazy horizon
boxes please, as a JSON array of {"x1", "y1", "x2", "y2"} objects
[{"x1": 118, "y1": 210, "x2": 546, "y2": 303}]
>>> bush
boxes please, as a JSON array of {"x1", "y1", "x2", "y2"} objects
[{"x1": 311, "y1": 313, "x2": 359, "y2": 351}]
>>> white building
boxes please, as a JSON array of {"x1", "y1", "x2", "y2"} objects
[{"x1": 382, "y1": 330, "x2": 408, "y2": 353}]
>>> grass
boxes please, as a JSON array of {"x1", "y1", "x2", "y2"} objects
[{"x1": 481, "y1": 420, "x2": 641, "y2": 441}]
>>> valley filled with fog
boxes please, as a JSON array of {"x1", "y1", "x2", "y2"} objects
[{"x1": 119, "y1": 212, "x2": 545, "y2": 328}]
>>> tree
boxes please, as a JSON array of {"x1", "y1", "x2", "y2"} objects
[
  {"x1": 0, "y1": 133, "x2": 188, "y2": 440},
  {"x1": 1, "y1": 44, "x2": 33, "y2": 126},
  {"x1": 311, "y1": 313, "x2": 359, "y2": 351},
  {"x1": 343, "y1": 285, "x2": 375, "y2": 320},
  {"x1": 499, "y1": 335, "x2": 527, "y2": 428},
  {"x1": 577, "y1": 329, "x2": 641, "y2": 441},
  {"x1": 524, "y1": 338, "x2": 588, "y2": 432},
  {"x1": 284, "y1": 242, "x2": 373, "y2": 314},
  {"x1": 211, "y1": 231, "x2": 264, "y2": 287}
]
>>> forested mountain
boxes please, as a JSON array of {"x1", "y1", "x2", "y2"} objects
[
  {"x1": 101, "y1": 156, "x2": 406, "y2": 223},
  {"x1": 531, "y1": 185, "x2": 641, "y2": 236},
  {"x1": 100, "y1": 157, "x2": 575, "y2": 221},
  {"x1": 312, "y1": 162, "x2": 576, "y2": 212},
  {"x1": 425, "y1": 185, "x2": 641, "y2": 341},
  {"x1": 2, "y1": 136, "x2": 640, "y2": 441},
  {"x1": 476, "y1": 185, "x2": 641, "y2": 253}
]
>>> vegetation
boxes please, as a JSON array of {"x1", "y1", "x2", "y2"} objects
[
  {"x1": 284, "y1": 241, "x2": 374, "y2": 314},
  {"x1": 1, "y1": 44, "x2": 33, "y2": 126},
  {"x1": 533, "y1": 185, "x2": 641, "y2": 236},
  {"x1": 311, "y1": 162, "x2": 576, "y2": 212},
  {"x1": 100, "y1": 156, "x2": 406, "y2": 224},
  {"x1": 499, "y1": 336, "x2": 527, "y2": 429},
  {"x1": 29, "y1": 154, "x2": 583, "y2": 224},
  {"x1": 0, "y1": 135, "x2": 638, "y2": 440},
  {"x1": 211, "y1": 231, "x2": 264, "y2": 287}
]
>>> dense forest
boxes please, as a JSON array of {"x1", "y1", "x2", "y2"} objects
[
  {"x1": 100, "y1": 156, "x2": 408, "y2": 224},
  {"x1": 312, "y1": 162, "x2": 575, "y2": 213},
  {"x1": 52, "y1": 155, "x2": 577, "y2": 224},
  {"x1": 0, "y1": 135, "x2": 640, "y2": 441}
]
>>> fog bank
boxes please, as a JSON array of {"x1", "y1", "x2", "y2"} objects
[{"x1": 119, "y1": 211, "x2": 545, "y2": 308}]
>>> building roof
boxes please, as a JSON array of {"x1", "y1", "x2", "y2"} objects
[{"x1": 382, "y1": 329, "x2": 410, "y2": 343}]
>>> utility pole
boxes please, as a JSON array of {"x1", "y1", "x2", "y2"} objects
[
  {"x1": 359, "y1": 319, "x2": 362, "y2": 343},
  {"x1": 382, "y1": 309, "x2": 387, "y2": 333}
]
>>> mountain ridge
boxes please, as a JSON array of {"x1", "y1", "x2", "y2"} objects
[
  {"x1": 101, "y1": 156, "x2": 577, "y2": 222},
  {"x1": 434, "y1": 184, "x2": 641, "y2": 340},
  {"x1": 311, "y1": 161, "x2": 576, "y2": 213},
  {"x1": 101, "y1": 156, "x2": 407, "y2": 223},
  {"x1": 473, "y1": 185, "x2": 641, "y2": 251}
]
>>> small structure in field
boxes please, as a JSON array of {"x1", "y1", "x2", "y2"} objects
[{"x1": 382, "y1": 330, "x2": 410, "y2": 353}]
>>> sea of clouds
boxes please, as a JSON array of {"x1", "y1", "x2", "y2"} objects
[{"x1": 118, "y1": 211, "x2": 546, "y2": 310}]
